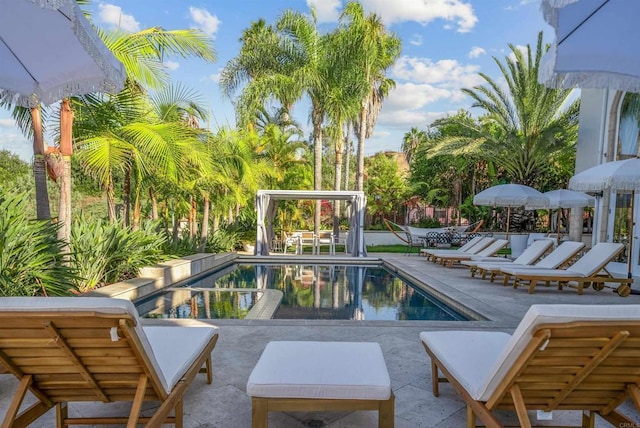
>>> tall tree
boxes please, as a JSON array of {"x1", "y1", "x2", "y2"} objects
[
  {"x1": 226, "y1": 9, "x2": 331, "y2": 234},
  {"x1": 425, "y1": 32, "x2": 579, "y2": 189},
  {"x1": 340, "y1": 2, "x2": 401, "y2": 191}
]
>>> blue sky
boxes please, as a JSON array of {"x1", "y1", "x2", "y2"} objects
[{"x1": 0, "y1": 0, "x2": 552, "y2": 161}]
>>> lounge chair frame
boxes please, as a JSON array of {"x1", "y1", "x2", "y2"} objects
[
  {"x1": 0, "y1": 309, "x2": 217, "y2": 427},
  {"x1": 423, "y1": 320, "x2": 640, "y2": 428}
]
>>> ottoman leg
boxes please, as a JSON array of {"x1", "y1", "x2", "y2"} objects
[
  {"x1": 252, "y1": 397, "x2": 268, "y2": 428},
  {"x1": 378, "y1": 392, "x2": 395, "y2": 428}
]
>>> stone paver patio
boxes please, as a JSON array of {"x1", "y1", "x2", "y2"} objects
[{"x1": 1, "y1": 253, "x2": 639, "y2": 427}]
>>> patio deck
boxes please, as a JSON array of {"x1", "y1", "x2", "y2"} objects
[{"x1": 1, "y1": 253, "x2": 639, "y2": 427}]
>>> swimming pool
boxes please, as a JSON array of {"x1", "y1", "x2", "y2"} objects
[{"x1": 138, "y1": 263, "x2": 470, "y2": 321}]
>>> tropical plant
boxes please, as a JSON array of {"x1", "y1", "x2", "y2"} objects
[
  {"x1": 424, "y1": 32, "x2": 579, "y2": 189},
  {"x1": 70, "y1": 215, "x2": 168, "y2": 292},
  {"x1": 0, "y1": 192, "x2": 75, "y2": 296},
  {"x1": 365, "y1": 153, "x2": 409, "y2": 225},
  {"x1": 339, "y1": 2, "x2": 401, "y2": 191}
]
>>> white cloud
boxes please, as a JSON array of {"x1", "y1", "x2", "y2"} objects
[
  {"x1": 391, "y1": 56, "x2": 484, "y2": 89},
  {"x1": 0, "y1": 131, "x2": 31, "y2": 161},
  {"x1": 189, "y1": 7, "x2": 221, "y2": 37},
  {"x1": 307, "y1": 0, "x2": 341, "y2": 22},
  {"x1": 377, "y1": 110, "x2": 453, "y2": 128},
  {"x1": 468, "y1": 46, "x2": 486, "y2": 59},
  {"x1": 164, "y1": 60, "x2": 179, "y2": 71},
  {"x1": 409, "y1": 34, "x2": 423, "y2": 46},
  {"x1": 98, "y1": 3, "x2": 140, "y2": 33},
  {"x1": 371, "y1": 130, "x2": 391, "y2": 139},
  {"x1": 0, "y1": 118, "x2": 16, "y2": 128},
  {"x1": 209, "y1": 72, "x2": 221, "y2": 83},
  {"x1": 360, "y1": 0, "x2": 477, "y2": 32},
  {"x1": 385, "y1": 82, "x2": 453, "y2": 111}
]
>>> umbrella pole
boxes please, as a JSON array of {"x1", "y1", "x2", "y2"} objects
[
  {"x1": 628, "y1": 190, "x2": 635, "y2": 279},
  {"x1": 557, "y1": 209, "x2": 561, "y2": 241},
  {"x1": 506, "y1": 207, "x2": 511, "y2": 240}
]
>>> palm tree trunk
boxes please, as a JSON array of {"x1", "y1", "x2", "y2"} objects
[
  {"x1": 356, "y1": 105, "x2": 368, "y2": 191},
  {"x1": 213, "y1": 214, "x2": 219, "y2": 233},
  {"x1": 30, "y1": 106, "x2": 50, "y2": 219},
  {"x1": 200, "y1": 195, "x2": 210, "y2": 251},
  {"x1": 343, "y1": 123, "x2": 351, "y2": 192},
  {"x1": 132, "y1": 189, "x2": 141, "y2": 231},
  {"x1": 333, "y1": 139, "x2": 343, "y2": 238},
  {"x1": 190, "y1": 197, "x2": 197, "y2": 239},
  {"x1": 106, "y1": 179, "x2": 116, "y2": 223},
  {"x1": 312, "y1": 103, "x2": 323, "y2": 235},
  {"x1": 57, "y1": 99, "x2": 74, "y2": 250},
  {"x1": 123, "y1": 165, "x2": 131, "y2": 227},
  {"x1": 149, "y1": 188, "x2": 158, "y2": 220}
]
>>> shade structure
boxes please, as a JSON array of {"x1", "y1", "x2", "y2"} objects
[
  {"x1": 569, "y1": 158, "x2": 640, "y2": 278},
  {"x1": 474, "y1": 184, "x2": 549, "y2": 238},
  {"x1": 0, "y1": 0, "x2": 125, "y2": 107},
  {"x1": 539, "y1": 0, "x2": 640, "y2": 93},
  {"x1": 473, "y1": 184, "x2": 549, "y2": 208},
  {"x1": 526, "y1": 189, "x2": 595, "y2": 209},
  {"x1": 255, "y1": 190, "x2": 367, "y2": 257},
  {"x1": 526, "y1": 189, "x2": 595, "y2": 239},
  {"x1": 569, "y1": 158, "x2": 640, "y2": 192}
]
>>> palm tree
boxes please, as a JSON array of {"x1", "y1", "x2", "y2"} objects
[
  {"x1": 71, "y1": 24, "x2": 216, "y2": 225},
  {"x1": 340, "y1": 2, "x2": 401, "y2": 191},
  {"x1": 402, "y1": 127, "x2": 426, "y2": 164},
  {"x1": 426, "y1": 32, "x2": 579, "y2": 188},
  {"x1": 226, "y1": 9, "x2": 332, "y2": 234}
]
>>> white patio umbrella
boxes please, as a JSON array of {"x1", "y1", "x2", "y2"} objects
[
  {"x1": 473, "y1": 184, "x2": 549, "y2": 238},
  {"x1": 526, "y1": 189, "x2": 595, "y2": 237},
  {"x1": 569, "y1": 158, "x2": 640, "y2": 277},
  {"x1": 539, "y1": 0, "x2": 640, "y2": 93},
  {"x1": 0, "y1": 0, "x2": 125, "y2": 107}
]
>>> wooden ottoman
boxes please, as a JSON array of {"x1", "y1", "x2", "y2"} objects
[{"x1": 246, "y1": 341, "x2": 394, "y2": 428}]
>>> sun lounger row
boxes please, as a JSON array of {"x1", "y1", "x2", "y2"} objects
[
  {"x1": 465, "y1": 241, "x2": 633, "y2": 296},
  {"x1": 422, "y1": 237, "x2": 510, "y2": 268}
]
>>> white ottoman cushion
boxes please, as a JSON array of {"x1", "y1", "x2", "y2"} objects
[{"x1": 247, "y1": 341, "x2": 391, "y2": 400}]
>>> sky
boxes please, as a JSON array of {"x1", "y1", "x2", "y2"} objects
[{"x1": 0, "y1": 0, "x2": 553, "y2": 161}]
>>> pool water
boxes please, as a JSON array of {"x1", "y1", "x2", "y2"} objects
[{"x1": 138, "y1": 264, "x2": 469, "y2": 321}]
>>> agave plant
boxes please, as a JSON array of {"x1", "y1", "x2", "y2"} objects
[{"x1": 0, "y1": 192, "x2": 75, "y2": 296}]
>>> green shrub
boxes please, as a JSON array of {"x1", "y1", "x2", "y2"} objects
[
  {"x1": 0, "y1": 192, "x2": 75, "y2": 296},
  {"x1": 70, "y1": 216, "x2": 169, "y2": 292},
  {"x1": 413, "y1": 216, "x2": 442, "y2": 228},
  {"x1": 206, "y1": 228, "x2": 241, "y2": 253}
]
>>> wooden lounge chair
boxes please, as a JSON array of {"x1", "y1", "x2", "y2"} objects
[
  {"x1": 500, "y1": 242, "x2": 632, "y2": 295},
  {"x1": 421, "y1": 304, "x2": 640, "y2": 428},
  {"x1": 436, "y1": 239, "x2": 509, "y2": 268},
  {"x1": 425, "y1": 237, "x2": 494, "y2": 262},
  {"x1": 497, "y1": 241, "x2": 585, "y2": 285},
  {"x1": 420, "y1": 235, "x2": 484, "y2": 258},
  {"x1": 461, "y1": 239, "x2": 553, "y2": 279},
  {"x1": 0, "y1": 297, "x2": 218, "y2": 427}
]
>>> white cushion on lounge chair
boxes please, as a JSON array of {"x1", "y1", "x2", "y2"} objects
[
  {"x1": 421, "y1": 304, "x2": 640, "y2": 402},
  {"x1": 500, "y1": 242, "x2": 622, "y2": 278},
  {"x1": 462, "y1": 239, "x2": 552, "y2": 266},
  {"x1": 419, "y1": 330, "x2": 511, "y2": 399},
  {"x1": 498, "y1": 240, "x2": 585, "y2": 272},
  {"x1": 247, "y1": 341, "x2": 391, "y2": 400},
  {"x1": 144, "y1": 324, "x2": 218, "y2": 393},
  {"x1": 0, "y1": 297, "x2": 217, "y2": 394}
]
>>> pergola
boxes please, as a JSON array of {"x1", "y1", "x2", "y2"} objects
[{"x1": 255, "y1": 190, "x2": 367, "y2": 257}]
